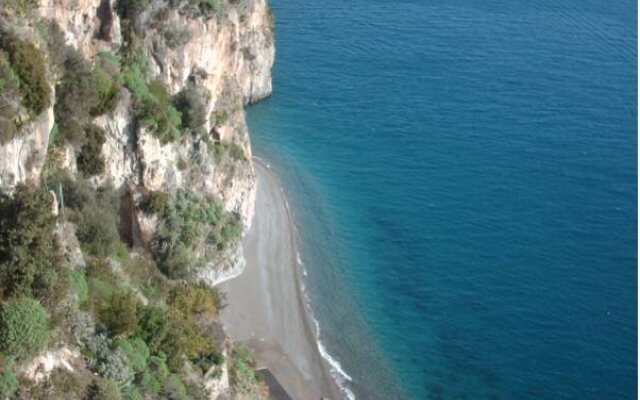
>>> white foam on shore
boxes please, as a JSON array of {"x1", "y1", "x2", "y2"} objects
[
  {"x1": 296, "y1": 252, "x2": 308, "y2": 276},
  {"x1": 296, "y1": 255, "x2": 356, "y2": 400},
  {"x1": 259, "y1": 158, "x2": 356, "y2": 400}
]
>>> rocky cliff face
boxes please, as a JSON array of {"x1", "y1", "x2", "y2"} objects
[
  {"x1": 0, "y1": 1, "x2": 274, "y2": 398},
  {"x1": 1, "y1": 0, "x2": 274, "y2": 281}
]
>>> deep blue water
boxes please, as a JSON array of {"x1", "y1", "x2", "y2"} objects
[{"x1": 246, "y1": 0, "x2": 637, "y2": 398}]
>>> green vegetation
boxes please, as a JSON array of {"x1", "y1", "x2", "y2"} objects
[
  {"x1": 211, "y1": 140, "x2": 246, "y2": 162},
  {"x1": 0, "y1": 7, "x2": 263, "y2": 397},
  {"x1": 0, "y1": 34, "x2": 51, "y2": 118},
  {"x1": 211, "y1": 110, "x2": 228, "y2": 127},
  {"x1": 86, "y1": 378, "x2": 122, "y2": 400},
  {"x1": 118, "y1": 337, "x2": 149, "y2": 373},
  {"x1": 77, "y1": 124, "x2": 107, "y2": 177},
  {"x1": 173, "y1": 84, "x2": 210, "y2": 136},
  {"x1": 55, "y1": 50, "x2": 118, "y2": 145},
  {"x1": 168, "y1": 282, "x2": 224, "y2": 321},
  {"x1": 48, "y1": 174, "x2": 122, "y2": 258},
  {"x1": 0, "y1": 51, "x2": 22, "y2": 144},
  {"x1": 190, "y1": 0, "x2": 224, "y2": 19},
  {"x1": 139, "y1": 191, "x2": 169, "y2": 216},
  {"x1": 69, "y1": 269, "x2": 89, "y2": 304},
  {"x1": 92, "y1": 67, "x2": 120, "y2": 116},
  {"x1": 230, "y1": 344, "x2": 262, "y2": 393},
  {"x1": 0, "y1": 298, "x2": 49, "y2": 360},
  {"x1": 121, "y1": 59, "x2": 182, "y2": 143},
  {"x1": 0, "y1": 368, "x2": 17, "y2": 399},
  {"x1": 3, "y1": 0, "x2": 40, "y2": 16},
  {"x1": 0, "y1": 184, "x2": 63, "y2": 305},
  {"x1": 152, "y1": 190, "x2": 242, "y2": 278},
  {"x1": 99, "y1": 290, "x2": 138, "y2": 338},
  {"x1": 28, "y1": 368, "x2": 92, "y2": 399}
]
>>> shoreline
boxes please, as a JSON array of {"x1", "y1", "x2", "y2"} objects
[{"x1": 220, "y1": 158, "x2": 352, "y2": 399}]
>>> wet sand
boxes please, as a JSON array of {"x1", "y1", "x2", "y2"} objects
[{"x1": 220, "y1": 159, "x2": 342, "y2": 400}]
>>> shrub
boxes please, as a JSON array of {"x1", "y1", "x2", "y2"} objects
[
  {"x1": 28, "y1": 368, "x2": 92, "y2": 400},
  {"x1": 142, "y1": 80, "x2": 182, "y2": 143},
  {"x1": 173, "y1": 84, "x2": 209, "y2": 135},
  {"x1": 0, "y1": 34, "x2": 51, "y2": 117},
  {"x1": 0, "y1": 51, "x2": 22, "y2": 144},
  {"x1": 0, "y1": 370, "x2": 17, "y2": 399},
  {"x1": 210, "y1": 110, "x2": 228, "y2": 127},
  {"x1": 139, "y1": 191, "x2": 168, "y2": 216},
  {"x1": 161, "y1": 312, "x2": 213, "y2": 372},
  {"x1": 121, "y1": 63, "x2": 182, "y2": 143},
  {"x1": 69, "y1": 184, "x2": 121, "y2": 258},
  {"x1": 118, "y1": 337, "x2": 149, "y2": 373},
  {"x1": 0, "y1": 184, "x2": 62, "y2": 302},
  {"x1": 44, "y1": 22, "x2": 72, "y2": 70},
  {"x1": 230, "y1": 344, "x2": 260, "y2": 390},
  {"x1": 135, "y1": 305, "x2": 169, "y2": 354},
  {"x1": 4, "y1": 0, "x2": 40, "y2": 16},
  {"x1": 122, "y1": 387, "x2": 143, "y2": 400},
  {"x1": 55, "y1": 50, "x2": 99, "y2": 144},
  {"x1": 162, "y1": 374, "x2": 187, "y2": 400},
  {"x1": 86, "y1": 378, "x2": 122, "y2": 400},
  {"x1": 122, "y1": 254, "x2": 169, "y2": 302},
  {"x1": 85, "y1": 333, "x2": 134, "y2": 388},
  {"x1": 162, "y1": 26, "x2": 192, "y2": 49},
  {"x1": 168, "y1": 282, "x2": 224, "y2": 321},
  {"x1": 91, "y1": 67, "x2": 119, "y2": 116},
  {"x1": 211, "y1": 140, "x2": 246, "y2": 162},
  {"x1": 133, "y1": 354, "x2": 170, "y2": 395},
  {"x1": 99, "y1": 290, "x2": 138, "y2": 338},
  {"x1": 0, "y1": 298, "x2": 49, "y2": 360},
  {"x1": 77, "y1": 124, "x2": 107, "y2": 177},
  {"x1": 152, "y1": 190, "x2": 242, "y2": 278}
]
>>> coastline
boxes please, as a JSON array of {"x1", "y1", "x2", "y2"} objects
[{"x1": 220, "y1": 158, "x2": 352, "y2": 400}]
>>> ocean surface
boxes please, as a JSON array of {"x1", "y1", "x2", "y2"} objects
[{"x1": 245, "y1": 0, "x2": 637, "y2": 398}]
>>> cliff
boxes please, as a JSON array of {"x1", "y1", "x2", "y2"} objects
[
  {"x1": 1, "y1": 0, "x2": 274, "y2": 281},
  {"x1": 0, "y1": 0, "x2": 274, "y2": 398}
]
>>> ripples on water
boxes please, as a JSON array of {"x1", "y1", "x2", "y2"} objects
[{"x1": 247, "y1": 0, "x2": 637, "y2": 398}]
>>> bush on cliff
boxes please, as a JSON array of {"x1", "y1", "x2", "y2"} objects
[
  {"x1": 86, "y1": 378, "x2": 123, "y2": 400},
  {"x1": 0, "y1": 369, "x2": 17, "y2": 399},
  {"x1": 168, "y1": 282, "x2": 224, "y2": 321},
  {"x1": 77, "y1": 124, "x2": 107, "y2": 177},
  {"x1": 152, "y1": 190, "x2": 242, "y2": 279},
  {"x1": 173, "y1": 84, "x2": 210, "y2": 136},
  {"x1": 121, "y1": 61, "x2": 182, "y2": 143},
  {"x1": 0, "y1": 297, "x2": 50, "y2": 360},
  {"x1": 53, "y1": 46, "x2": 119, "y2": 148},
  {"x1": 99, "y1": 290, "x2": 139, "y2": 339},
  {"x1": 139, "y1": 191, "x2": 169, "y2": 216},
  {"x1": 0, "y1": 184, "x2": 63, "y2": 305},
  {"x1": 48, "y1": 174, "x2": 122, "y2": 258},
  {"x1": 0, "y1": 52, "x2": 22, "y2": 144},
  {"x1": 0, "y1": 34, "x2": 51, "y2": 118},
  {"x1": 3, "y1": 0, "x2": 40, "y2": 16}
]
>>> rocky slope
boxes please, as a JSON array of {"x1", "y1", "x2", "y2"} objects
[
  {"x1": 0, "y1": 0, "x2": 274, "y2": 398},
  {"x1": 1, "y1": 0, "x2": 274, "y2": 280}
]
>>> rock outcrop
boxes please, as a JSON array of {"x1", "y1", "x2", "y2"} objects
[
  {"x1": 1, "y1": 0, "x2": 274, "y2": 265},
  {"x1": 0, "y1": 0, "x2": 274, "y2": 397}
]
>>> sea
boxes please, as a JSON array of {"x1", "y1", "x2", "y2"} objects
[{"x1": 245, "y1": 0, "x2": 637, "y2": 398}]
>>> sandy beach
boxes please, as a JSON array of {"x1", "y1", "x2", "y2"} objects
[{"x1": 220, "y1": 159, "x2": 343, "y2": 400}]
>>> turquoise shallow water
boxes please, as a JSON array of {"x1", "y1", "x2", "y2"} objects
[{"x1": 246, "y1": 0, "x2": 637, "y2": 399}]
